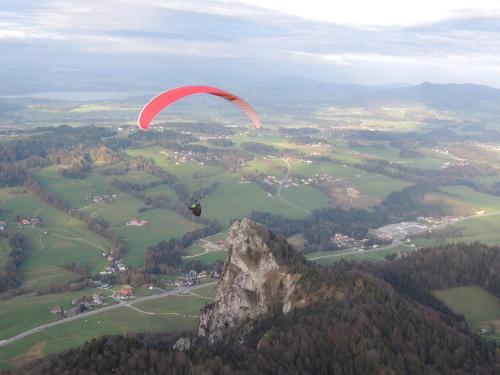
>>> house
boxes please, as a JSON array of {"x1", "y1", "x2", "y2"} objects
[
  {"x1": 30, "y1": 216, "x2": 41, "y2": 225},
  {"x1": 126, "y1": 218, "x2": 149, "y2": 227},
  {"x1": 50, "y1": 305, "x2": 63, "y2": 315},
  {"x1": 115, "y1": 285, "x2": 134, "y2": 300},
  {"x1": 0, "y1": 221, "x2": 5, "y2": 231},
  {"x1": 197, "y1": 270, "x2": 209, "y2": 279},
  {"x1": 20, "y1": 219, "x2": 30, "y2": 226},
  {"x1": 92, "y1": 293, "x2": 103, "y2": 304}
]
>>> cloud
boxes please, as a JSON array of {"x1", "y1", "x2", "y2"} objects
[{"x1": 0, "y1": 0, "x2": 500, "y2": 85}]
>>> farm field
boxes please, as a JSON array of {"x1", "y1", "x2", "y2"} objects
[
  {"x1": 0, "y1": 288, "x2": 114, "y2": 341},
  {"x1": 280, "y1": 185, "x2": 331, "y2": 211},
  {"x1": 433, "y1": 285, "x2": 500, "y2": 340},
  {"x1": 0, "y1": 189, "x2": 110, "y2": 287},
  {"x1": 347, "y1": 174, "x2": 411, "y2": 200},
  {"x1": 33, "y1": 166, "x2": 161, "y2": 209},
  {"x1": 185, "y1": 232, "x2": 226, "y2": 256},
  {"x1": 0, "y1": 285, "x2": 215, "y2": 370},
  {"x1": 290, "y1": 162, "x2": 365, "y2": 178},
  {"x1": 440, "y1": 186, "x2": 500, "y2": 212},
  {"x1": 111, "y1": 208, "x2": 204, "y2": 267},
  {"x1": 183, "y1": 250, "x2": 228, "y2": 265},
  {"x1": 202, "y1": 179, "x2": 308, "y2": 227},
  {"x1": 125, "y1": 147, "x2": 226, "y2": 191},
  {"x1": 307, "y1": 248, "x2": 396, "y2": 266},
  {"x1": 451, "y1": 213, "x2": 500, "y2": 245},
  {"x1": 0, "y1": 236, "x2": 9, "y2": 268}
]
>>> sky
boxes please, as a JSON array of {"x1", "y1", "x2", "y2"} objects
[{"x1": 1, "y1": 0, "x2": 500, "y2": 91}]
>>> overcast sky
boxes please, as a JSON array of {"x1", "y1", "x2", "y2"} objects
[{"x1": 1, "y1": 0, "x2": 500, "y2": 89}]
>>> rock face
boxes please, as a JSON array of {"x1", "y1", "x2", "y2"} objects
[{"x1": 198, "y1": 218, "x2": 301, "y2": 344}]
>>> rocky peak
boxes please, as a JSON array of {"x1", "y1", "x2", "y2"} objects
[{"x1": 198, "y1": 218, "x2": 303, "y2": 344}]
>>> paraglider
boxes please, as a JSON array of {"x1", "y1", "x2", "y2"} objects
[
  {"x1": 137, "y1": 85, "x2": 261, "y2": 217},
  {"x1": 189, "y1": 200, "x2": 202, "y2": 217},
  {"x1": 138, "y1": 85, "x2": 260, "y2": 131}
]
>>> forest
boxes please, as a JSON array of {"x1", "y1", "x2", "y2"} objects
[{"x1": 14, "y1": 242, "x2": 500, "y2": 375}]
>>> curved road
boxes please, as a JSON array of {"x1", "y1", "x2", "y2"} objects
[
  {"x1": 0, "y1": 281, "x2": 217, "y2": 349},
  {"x1": 276, "y1": 158, "x2": 310, "y2": 215}
]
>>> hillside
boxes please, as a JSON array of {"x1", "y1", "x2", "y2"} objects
[
  {"x1": 14, "y1": 220, "x2": 500, "y2": 374},
  {"x1": 243, "y1": 78, "x2": 500, "y2": 113}
]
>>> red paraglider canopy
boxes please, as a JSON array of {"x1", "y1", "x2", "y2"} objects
[{"x1": 138, "y1": 85, "x2": 260, "y2": 130}]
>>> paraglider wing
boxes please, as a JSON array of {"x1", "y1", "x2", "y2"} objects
[{"x1": 138, "y1": 85, "x2": 260, "y2": 131}]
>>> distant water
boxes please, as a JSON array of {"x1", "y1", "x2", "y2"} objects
[{"x1": 0, "y1": 90, "x2": 150, "y2": 101}]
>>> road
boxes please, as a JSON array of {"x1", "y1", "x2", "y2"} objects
[
  {"x1": 276, "y1": 158, "x2": 310, "y2": 214},
  {"x1": 307, "y1": 210, "x2": 500, "y2": 262},
  {"x1": 0, "y1": 281, "x2": 217, "y2": 349},
  {"x1": 307, "y1": 238, "x2": 403, "y2": 261}
]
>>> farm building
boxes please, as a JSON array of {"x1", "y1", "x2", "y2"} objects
[
  {"x1": 115, "y1": 285, "x2": 134, "y2": 300},
  {"x1": 0, "y1": 221, "x2": 6, "y2": 231},
  {"x1": 369, "y1": 221, "x2": 428, "y2": 243},
  {"x1": 50, "y1": 305, "x2": 63, "y2": 315},
  {"x1": 126, "y1": 218, "x2": 149, "y2": 227}
]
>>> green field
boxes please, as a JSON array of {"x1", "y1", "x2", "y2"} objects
[
  {"x1": 306, "y1": 248, "x2": 401, "y2": 266},
  {"x1": 125, "y1": 147, "x2": 226, "y2": 192},
  {"x1": 290, "y1": 162, "x2": 366, "y2": 178},
  {"x1": 434, "y1": 285, "x2": 500, "y2": 339},
  {"x1": 0, "y1": 288, "x2": 114, "y2": 341},
  {"x1": 451, "y1": 213, "x2": 500, "y2": 245},
  {"x1": 440, "y1": 186, "x2": 500, "y2": 212},
  {"x1": 203, "y1": 179, "x2": 308, "y2": 227},
  {"x1": 184, "y1": 250, "x2": 228, "y2": 265},
  {"x1": 185, "y1": 232, "x2": 226, "y2": 256},
  {"x1": 348, "y1": 174, "x2": 412, "y2": 200},
  {"x1": 0, "y1": 236, "x2": 9, "y2": 268},
  {"x1": 280, "y1": 185, "x2": 331, "y2": 211},
  {"x1": 0, "y1": 189, "x2": 110, "y2": 287},
  {"x1": 111, "y1": 208, "x2": 204, "y2": 267},
  {"x1": 33, "y1": 166, "x2": 161, "y2": 209},
  {"x1": 0, "y1": 285, "x2": 215, "y2": 369},
  {"x1": 244, "y1": 158, "x2": 287, "y2": 176}
]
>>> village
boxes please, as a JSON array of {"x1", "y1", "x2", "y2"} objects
[
  {"x1": 262, "y1": 173, "x2": 336, "y2": 188},
  {"x1": 159, "y1": 150, "x2": 211, "y2": 166},
  {"x1": 99, "y1": 251, "x2": 129, "y2": 275},
  {"x1": 90, "y1": 193, "x2": 117, "y2": 203}
]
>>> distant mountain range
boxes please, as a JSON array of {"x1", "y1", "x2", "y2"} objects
[{"x1": 243, "y1": 77, "x2": 500, "y2": 112}]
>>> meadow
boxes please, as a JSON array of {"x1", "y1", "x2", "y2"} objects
[
  {"x1": 434, "y1": 285, "x2": 500, "y2": 340},
  {"x1": 0, "y1": 188, "x2": 110, "y2": 288},
  {"x1": 440, "y1": 185, "x2": 500, "y2": 212},
  {"x1": 0, "y1": 237, "x2": 9, "y2": 268},
  {"x1": 0, "y1": 284, "x2": 215, "y2": 370},
  {"x1": 33, "y1": 166, "x2": 160, "y2": 209},
  {"x1": 0, "y1": 288, "x2": 114, "y2": 341}
]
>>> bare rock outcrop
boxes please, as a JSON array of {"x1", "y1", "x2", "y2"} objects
[{"x1": 198, "y1": 218, "x2": 302, "y2": 344}]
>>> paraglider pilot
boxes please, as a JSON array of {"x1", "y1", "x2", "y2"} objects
[{"x1": 189, "y1": 200, "x2": 202, "y2": 217}]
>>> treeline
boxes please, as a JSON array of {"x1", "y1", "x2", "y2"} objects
[
  {"x1": 0, "y1": 233, "x2": 26, "y2": 293},
  {"x1": 207, "y1": 138, "x2": 233, "y2": 147},
  {"x1": 0, "y1": 125, "x2": 115, "y2": 163},
  {"x1": 240, "y1": 142, "x2": 280, "y2": 155},
  {"x1": 374, "y1": 242, "x2": 500, "y2": 308},
  {"x1": 144, "y1": 221, "x2": 222, "y2": 273},
  {"x1": 53, "y1": 145, "x2": 123, "y2": 179},
  {"x1": 252, "y1": 183, "x2": 452, "y2": 252},
  {"x1": 24, "y1": 176, "x2": 125, "y2": 258},
  {"x1": 0, "y1": 163, "x2": 28, "y2": 187},
  {"x1": 22, "y1": 247, "x2": 500, "y2": 374},
  {"x1": 129, "y1": 129, "x2": 198, "y2": 149}
]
